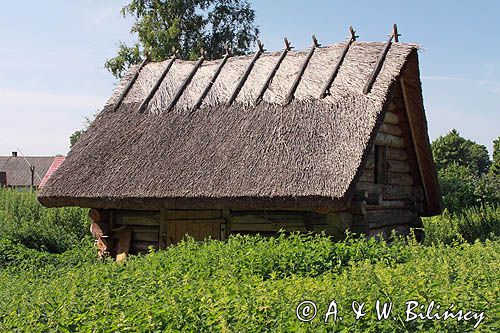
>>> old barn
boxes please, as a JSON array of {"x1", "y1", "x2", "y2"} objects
[{"x1": 38, "y1": 27, "x2": 441, "y2": 258}]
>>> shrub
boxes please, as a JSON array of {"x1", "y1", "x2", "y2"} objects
[
  {"x1": 0, "y1": 189, "x2": 90, "y2": 253},
  {"x1": 0, "y1": 234, "x2": 498, "y2": 332},
  {"x1": 423, "y1": 204, "x2": 500, "y2": 245}
]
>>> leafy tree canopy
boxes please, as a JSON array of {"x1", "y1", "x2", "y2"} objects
[
  {"x1": 431, "y1": 129, "x2": 491, "y2": 176},
  {"x1": 105, "y1": 0, "x2": 259, "y2": 79},
  {"x1": 490, "y1": 136, "x2": 500, "y2": 176}
]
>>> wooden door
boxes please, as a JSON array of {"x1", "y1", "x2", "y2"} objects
[{"x1": 160, "y1": 219, "x2": 226, "y2": 247}]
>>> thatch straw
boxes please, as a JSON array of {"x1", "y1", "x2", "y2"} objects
[{"x1": 38, "y1": 41, "x2": 422, "y2": 209}]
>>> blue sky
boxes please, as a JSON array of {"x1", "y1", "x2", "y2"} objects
[{"x1": 0, "y1": 0, "x2": 498, "y2": 156}]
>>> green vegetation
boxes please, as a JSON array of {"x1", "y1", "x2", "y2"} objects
[
  {"x1": 0, "y1": 189, "x2": 89, "y2": 253},
  {"x1": 0, "y1": 189, "x2": 498, "y2": 332},
  {"x1": 105, "y1": 0, "x2": 259, "y2": 79},
  {"x1": 431, "y1": 129, "x2": 491, "y2": 177},
  {"x1": 432, "y1": 130, "x2": 500, "y2": 213}
]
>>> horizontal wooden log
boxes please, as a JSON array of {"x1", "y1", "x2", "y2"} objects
[
  {"x1": 375, "y1": 132, "x2": 405, "y2": 148},
  {"x1": 386, "y1": 148, "x2": 408, "y2": 161},
  {"x1": 388, "y1": 160, "x2": 410, "y2": 173},
  {"x1": 90, "y1": 222, "x2": 110, "y2": 239},
  {"x1": 384, "y1": 111, "x2": 399, "y2": 124},
  {"x1": 366, "y1": 200, "x2": 407, "y2": 210},
  {"x1": 356, "y1": 183, "x2": 414, "y2": 201},
  {"x1": 131, "y1": 226, "x2": 159, "y2": 242},
  {"x1": 387, "y1": 172, "x2": 414, "y2": 186},
  {"x1": 367, "y1": 209, "x2": 415, "y2": 229},
  {"x1": 166, "y1": 210, "x2": 221, "y2": 220},
  {"x1": 379, "y1": 123, "x2": 403, "y2": 136},
  {"x1": 89, "y1": 209, "x2": 100, "y2": 223}
]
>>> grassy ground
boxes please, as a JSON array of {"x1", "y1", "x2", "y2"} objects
[{"x1": 0, "y1": 189, "x2": 498, "y2": 332}]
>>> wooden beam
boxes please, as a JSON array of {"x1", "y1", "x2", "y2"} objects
[
  {"x1": 320, "y1": 26, "x2": 357, "y2": 98},
  {"x1": 367, "y1": 209, "x2": 414, "y2": 229},
  {"x1": 166, "y1": 51, "x2": 205, "y2": 112},
  {"x1": 222, "y1": 208, "x2": 231, "y2": 237},
  {"x1": 226, "y1": 41, "x2": 264, "y2": 107},
  {"x1": 366, "y1": 200, "x2": 407, "y2": 210},
  {"x1": 113, "y1": 57, "x2": 149, "y2": 112},
  {"x1": 192, "y1": 47, "x2": 231, "y2": 111},
  {"x1": 138, "y1": 52, "x2": 178, "y2": 113},
  {"x1": 254, "y1": 37, "x2": 292, "y2": 105},
  {"x1": 375, "y1": 145, "x2": 387, "y2": 184},
  {"x1": 400, "y1": 77, "x2": 430, "y2": 208},
  {"x1": 285, "y1": 35, "x2": 320, "y2": 104},
  {"x1": 357, "y1": 183, "x2": 415, "y2": 201},
  {"x1": 363, "y1": 24, "x2": 400, "y2": 94}
]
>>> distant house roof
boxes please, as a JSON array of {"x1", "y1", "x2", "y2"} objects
[
  {"x1": 38, "y1": 39, "x2": 440, "y2": 214},
  {"x1": 0, "y1": 155, "x2": 65, "y2": 187}
]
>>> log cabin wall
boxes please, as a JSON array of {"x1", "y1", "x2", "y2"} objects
[
  {"x1": 353, "y1": 81, "x2": 425, "y2": 239},
  {"x1": 92, "y1": 208, "x2": 354, "y2": 255}
]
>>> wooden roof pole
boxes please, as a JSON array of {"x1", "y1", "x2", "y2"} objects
[
  {"x1": 226, "y1": 40, "x2": 265, "y2": 107},
  {"x1": 192, "y1": 45, "x2": 231, "y2": 112},
  {"x1": 113, "y1": 56, "x2": 149, "y2": 112},
  {"x1": 254, "y1": 37, "x2": 292, "y2": 105},
  {"x1": 320, "y1": 27, "x2": 358, "y2": 99},
  {"x1": 363, "y1": 24, "x2": 401, "y2": 94},
  {"x1": 138, "y1": 49, "x2": 178, "y2": 113},
  {"x1": 285, "y1": 35, "x2": 320, "y2": 105},
  {"x1": 166, "y1": 49, "x2": 206, "y2": 112}
]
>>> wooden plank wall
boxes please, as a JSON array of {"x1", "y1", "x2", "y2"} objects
[
  {"x1": 110, "y1": 207, "x2": 355, "y2": 254},
  {"x1": 113, "y1": 210, "x2": 160, "y2": 253}
]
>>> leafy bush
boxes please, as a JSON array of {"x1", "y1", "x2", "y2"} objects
[
  {"x1": 0, "y1": 234, "x2": 498, "y2": 332},
  {"x1": 0, "y1": 189, "x2": 90, "y2": 253},
  {"x1": 423, "y1": 204, "x2": 500, "y2": 245},
  {"x1": 431, "y1": 129, "x2": 491, "y2": 176},
  {"x1": 438, "y1": 163, "x2": 478, "y2": 213}
]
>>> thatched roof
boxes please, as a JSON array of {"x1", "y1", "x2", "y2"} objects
[{"x1": 38, "y1": 40, "x2": 439, "y2": 213}]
